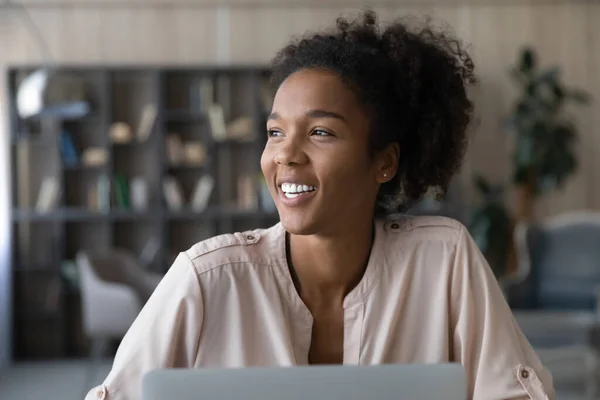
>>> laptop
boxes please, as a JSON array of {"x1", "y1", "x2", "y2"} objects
[{"x1": 142, "y1": 364, "x2": 466, "y2": 400}]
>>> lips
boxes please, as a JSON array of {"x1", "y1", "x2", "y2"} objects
[
  {"x1": 276, "y1": 181, "x2": 318, "y2": 205},
  {"x1": 280, "y1": 182, "x2": 317, "y2": 198}
]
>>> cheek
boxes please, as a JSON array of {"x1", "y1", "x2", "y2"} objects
[
  {"x1": 318, "y1": 152, "x2": 376, "y2": 191},
  {"x1": 260, "y1": 148, "x2": 271, "y2": 177}
]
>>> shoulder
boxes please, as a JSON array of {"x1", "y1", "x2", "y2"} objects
[
  {"x1": 382, "y1": 214, "x2": 465, "y2": 246},
  {"x1": 183, "y1": 222, "x2": 285, "y2": 275}
]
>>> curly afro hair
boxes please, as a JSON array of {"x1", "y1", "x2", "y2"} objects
[{"x1": 269, "y1": 10, "x2": 475, "y2": 216}]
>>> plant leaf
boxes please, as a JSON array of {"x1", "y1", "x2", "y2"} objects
[
  {"x1": 520, "y1": 47, "x2": 536, "y2": 73},
  {"x1": 535, "y1": 67, "x2": 560, "y2": 85},
  {"x1": 474, "y1": 175, "x2": 491, "y2": 196},
  {"x1": 568, "y1": 89, "x2": 592, "y2": 104}
]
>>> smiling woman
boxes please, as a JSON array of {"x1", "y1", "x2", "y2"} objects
[{"x1": 86, "y1": 10, "x2": 554, "y2": 400}]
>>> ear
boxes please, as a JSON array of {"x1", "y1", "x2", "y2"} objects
[{"x1": 375, "y1": 142, "x2": 399, "y2": 184}]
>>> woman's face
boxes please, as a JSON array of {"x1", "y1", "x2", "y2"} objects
[{"x1": 261, "y1": 68, "x2": 395, "y2": 236}]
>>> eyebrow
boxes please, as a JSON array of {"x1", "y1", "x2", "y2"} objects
[{"x1": 267, "y1": 109, "x2": 348, "y2": 123}]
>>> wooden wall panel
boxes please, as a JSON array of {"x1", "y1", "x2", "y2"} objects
[{"x1": 1, "y1": 1, "x2": 598, "y2": 217}]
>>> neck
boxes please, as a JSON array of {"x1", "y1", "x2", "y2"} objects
[{"x1": 287, "y1": 218, "x2": 375, "y2": 306}]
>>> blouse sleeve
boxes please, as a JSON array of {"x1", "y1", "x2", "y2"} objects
[
  {"x1": 84, "y1": 252, "x2": 203, "y2": 400},
  {"x1": 450, "y1": 224, "x2": 555, "y2": 400}
]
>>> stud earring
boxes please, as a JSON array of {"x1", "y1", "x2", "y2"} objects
[{"x1": 383, "y1": 173, "x2": 388, "y2": 178}]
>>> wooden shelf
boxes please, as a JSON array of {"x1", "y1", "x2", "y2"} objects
[
  {"x1": 166, "y1": 207, "x2": 277, "y2": 220},
  {"x1": 13, "y1": 266, "x2": 60, "y2": 273},
  {"x1": 166, "y1": 164, "x2": 207, "y2": 172},
  {"x1": 13, "y1": 208, "x2": 164, "y2": 222},
  {"x1": 164, "y1": 110, "x2": 206, "y2": 123},
  {"x1": 9, "y1": 66, "x2": 275, "y2": 360},
  {"x1": 63, "y1": 164, "x2": 107, "y2": 172}
]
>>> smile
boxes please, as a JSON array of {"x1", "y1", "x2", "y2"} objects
[{"x1": 280, "y1": 182, "x2": 317, "y2": 199}]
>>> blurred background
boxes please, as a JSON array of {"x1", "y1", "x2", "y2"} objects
[{"x1": 0, "y1": 0, "x2": 599, "y2": 399}]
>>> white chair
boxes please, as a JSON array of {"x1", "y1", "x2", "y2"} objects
[{"x1": 76, "y1": 249, "x2": 163, "y2": 358}]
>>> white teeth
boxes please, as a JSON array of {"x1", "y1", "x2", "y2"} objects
[{"x1": 281, "y1": 182, "x2": 316, "y2": 195}]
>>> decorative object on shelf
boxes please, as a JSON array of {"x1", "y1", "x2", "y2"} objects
[
  {"x1": 467, "y1": 176, "x2": 512, "y2": 278},
  {"x1": 81, "y1": 147, "x2": 108, "y2": 167},
  {"x1": 183, "y1": 141, "x2": 207, "y2": 166},
  {"x1": 130, "y1": 177, "x2": 149, "y2": 212},
  {"x1": 190, "y1": 175, "x2": 215, "y2": 212},
  {"x1": 59, "y1": 129, "x2": 79, "y2": 167},
  {"x1": 505, "y1": 46, "x2": 591, "y2": 221},
  {"x1": 163, "y1": 176, "x2": 185, "y2": 211},
  {"x1": 237, "y1": 175, "x2": 258, "y2": 210},
  {"x1": 207, "y1": 104, "x2": 227, "y2": 141},
  {"x1": 16, "y1": 69, "x2": 91, "y2": 120},
  {"x1": 137, "y1": 103, "x2": 157, "y2": 142},
  {"x1": 227, "y1": 116, "x2": 255, "y2": 141},
  {"x1": 109, "y1": 122, "x2": 133, "y2": 144},
  {"x1": 166, "y1": 133, "x2": 185, "y2": 165},
  {"x1": 35, "y1": 177, "x2": 60, "y2": 212}
]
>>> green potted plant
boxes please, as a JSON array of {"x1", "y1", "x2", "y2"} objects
[
  {"x1": 467, "y1": 46, "x2": 592, "y2": 279},
  {"x1": 467, "y1": 176, "x2": 512, "y2": 278},
  {"x1": 505, "y1": 47, "x2": 591, "y2": 220}
]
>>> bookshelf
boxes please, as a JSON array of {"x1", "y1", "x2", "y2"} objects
[{"x1": 8, "y1": 66, "x2": 279, "y2": 360}]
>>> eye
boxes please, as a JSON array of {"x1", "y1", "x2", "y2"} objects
[
  {"x1": 267, "y1": 129, "x2": 283, "y2": 138},
  {"x1": 311, "y1": 129, "x2": 333, "y2": 137}
]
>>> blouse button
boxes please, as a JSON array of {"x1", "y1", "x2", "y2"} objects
[
  {"x1": 246, "y1": 235, "x2": 255, "y2": 241},
  {"x1": 390, "y1": 223, "x2": 400, "y2": 229},
  {"x1": 520, "y1": 369, "x2": 530, "y2": 379}
]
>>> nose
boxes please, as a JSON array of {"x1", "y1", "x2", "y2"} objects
[{"x1": 273, "y1": 136, "x2": 308, "y2": 166}]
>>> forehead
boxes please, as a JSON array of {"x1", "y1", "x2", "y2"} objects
[{"x1": 272, "y1": 68, "x2": 364, "y2": 117}]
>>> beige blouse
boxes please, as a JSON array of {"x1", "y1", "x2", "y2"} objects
[{"x1": 85, "y1": 215, "x2": 554, "y2": 400}]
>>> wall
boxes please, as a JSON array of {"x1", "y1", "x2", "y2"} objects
[{"x1": 1, "y1": 0, "x2": 599, "y2": 364}]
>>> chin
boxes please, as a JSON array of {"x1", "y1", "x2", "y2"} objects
[{"x1": 278, "y1": 212, "x2": 322, "y2": 236}]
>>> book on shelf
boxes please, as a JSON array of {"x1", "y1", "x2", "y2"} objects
[
  {"x1": 207, "y1": 104, "x2": 227, "y2": 141},
  {"x1": 190, "y1": 175, "x2": 215, "y2": 212},
  {"x1": 237, "y1": 175, "x2": 258, "y2": 210},
  {"x1": 97, "y1": 174, "x2": 111, "y2": 213},
  {"x1": 190, "y1": 77, "x2": 214, "y2": 112},
  {"x1": 163, "y1": 176, "x2": 185, "y2": 211},
  {"x1": 113, "y1": 174, "x2": 130, "y2": 209},
  {"x1": 60, "y1": 130, "x2": 79, "y2": 167},
  {"x1": 130, "y1": 177, "x2": 149, "y2": 211},
  {"x1": 35, "y1": 177, "x2": 60, "y2": 212},
  {"x1": 137, "y1": 103, "x2": 157, "y2": 142}
]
